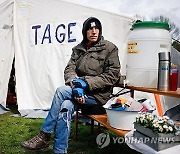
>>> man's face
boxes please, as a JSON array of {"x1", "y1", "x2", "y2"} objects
[{"x1": 86, "y1": 27, "x2": 99, "y2": 43}]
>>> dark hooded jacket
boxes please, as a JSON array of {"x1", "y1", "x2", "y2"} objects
[{"x1": 64, "y1": 17, "x2": 120, "y2": 104}]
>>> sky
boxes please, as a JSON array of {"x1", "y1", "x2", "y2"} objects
[
  {"x1": 66, "y1": 0, "x2": 180, "y2": 29},
  {"x1": 0, "y1": 0, "x2": 179, "y2": 28}
]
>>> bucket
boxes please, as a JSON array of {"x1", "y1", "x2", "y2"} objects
[
  {"x1": 126, "y1": 21, "x2": 171, "y2": 88},
  {"x1": 106, "y1": 109, "x2": 138, "y2": 130}
]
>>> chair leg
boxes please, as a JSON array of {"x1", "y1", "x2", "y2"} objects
[
  {"x1": 74, "y1": 110, "x2": 78, "y2": 141},
  {"x1": 90, "y1": 118, "x2": 94, "y2": 134},
  {"x1": 98, "y1": 123, "x2": 101, "y2": 133}
]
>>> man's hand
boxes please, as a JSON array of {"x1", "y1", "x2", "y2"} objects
[
  {"x1": 74, "y1": 96, "x2": 85, "y2": 104},
  {"x1": 72, "y1": 87, "x2": 85, "y2": 104}
]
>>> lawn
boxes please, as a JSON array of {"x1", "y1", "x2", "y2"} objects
[{"x1": 0, "y1": 104, "x2": 140, "y2": 154}]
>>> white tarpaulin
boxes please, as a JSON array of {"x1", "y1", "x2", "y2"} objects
[
  {"x1": 0, "y1": 0, "x2": 14, "y2": 107},
  {"x1": 0, "y1": 0, "x2": 134, "y2": 110}
]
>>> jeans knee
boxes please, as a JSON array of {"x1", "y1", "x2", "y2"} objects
[
  {"x1": 56, "y1": 86, "x2": 71, "y2": 92},
  {"x1": 56, "y1": 86, "x2": 66, "y2": 94},
  {"x1": 55, "y1": 86, "x2": 72, "y2": 98}
]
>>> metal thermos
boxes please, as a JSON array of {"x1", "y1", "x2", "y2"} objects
[{"x1": 157, "y1": 52, "x2": 171, "y2": 91}]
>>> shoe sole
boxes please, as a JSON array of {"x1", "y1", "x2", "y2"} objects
[{"x1": 20, "y1": 142, "x2": 50, "y2": 151}]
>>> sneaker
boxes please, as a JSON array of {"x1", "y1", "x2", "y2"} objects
[{"x1": 21, "y1": 131, "x2": 50, "y2": 150}]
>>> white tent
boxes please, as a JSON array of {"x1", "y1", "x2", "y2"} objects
[
  {"x1": 0, "y1": 0, "x2": 14, "y2": 108},
  {"x1": 0, "y1": 0, "x2": 135, "y2": 110}
]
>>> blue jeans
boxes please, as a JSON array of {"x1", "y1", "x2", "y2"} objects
[{"x1": 41, "y1": 86, "x2": 97, "y2": 153}]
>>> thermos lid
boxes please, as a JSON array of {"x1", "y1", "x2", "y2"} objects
[{"x1": 158, "y1": 52, "x2": 171, "y2": 61}]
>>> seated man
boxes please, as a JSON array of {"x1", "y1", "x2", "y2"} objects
[{"x1": 21, "y1": 16, "x2": 120, "y2": 154}]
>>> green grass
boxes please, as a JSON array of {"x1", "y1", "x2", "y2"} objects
[{"x1": 0, "y1": 104, "x2": 140, "y2": 154}]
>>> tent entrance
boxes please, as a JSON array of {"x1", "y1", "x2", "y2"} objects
[{"x1": 6, "y1": 58, "x2": 17, "y2": 105}]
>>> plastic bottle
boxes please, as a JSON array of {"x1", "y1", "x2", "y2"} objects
[{"x1": 170, "y1": 64, "x2": 178, "y2": 91}]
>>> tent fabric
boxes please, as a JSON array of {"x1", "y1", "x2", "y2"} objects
[
  {"x1": 0, "y1": 0, "x2": 14, "y2": 107},
  {"x1": 18, "y1": 109, "x2": 49, "y2": 118},
  {"x1": 0, "y1": 104, "x2": 10, "y2": 114},
  {"x1": 0, "y1": 0, "x2": 179, "y2": 115},
  {"x1": 0, "y1": 0, "x2": 135, "y2": 110}
]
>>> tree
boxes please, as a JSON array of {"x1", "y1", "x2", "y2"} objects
[
  {"x1": 151, "y1": 15, "x2": 180, "y2": 42},
  {"x1": 172, "y1": 41, "x2": 180, "y2": 52},
  {"x1": 134, "y1": 14, "x2": 146, "y2": 22}
]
